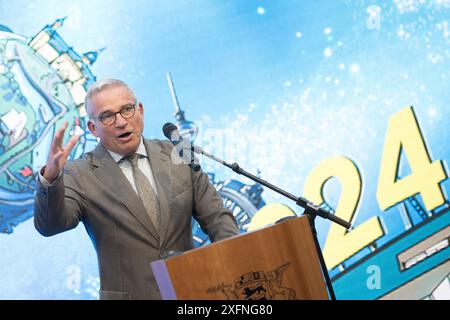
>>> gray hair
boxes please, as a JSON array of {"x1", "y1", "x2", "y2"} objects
[{"x1": 84, "y1": 79, "x2": 135, "y2": 117}]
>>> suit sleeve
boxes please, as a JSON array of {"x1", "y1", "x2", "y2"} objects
[
  {"x1": 192, "y1": 168, "x2": 240, "y2": 242},
  {"x1": 34, "y1": 163, "x2": 86, "y2": 237}
]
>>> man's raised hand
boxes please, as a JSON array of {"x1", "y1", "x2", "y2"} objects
[{"x1": 43, "y1": 121, "x2": 79, "y2": 182}]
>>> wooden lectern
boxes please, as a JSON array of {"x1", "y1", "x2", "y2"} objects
[{"x1": 151, "y1": 216, "x2": 329, "y2": 300}]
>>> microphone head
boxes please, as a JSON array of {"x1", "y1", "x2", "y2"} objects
[{"x1": 162, "y1": 122, "x2": 178, "y2": 139}]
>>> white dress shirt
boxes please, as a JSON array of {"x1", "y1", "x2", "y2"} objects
[{"x1": 39, "y1": 139, "x2": 158, "y2": 197}]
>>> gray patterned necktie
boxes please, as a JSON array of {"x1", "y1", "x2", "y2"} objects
[{"x1": 123, "y1": 153, "x2": 160, "y2": 232}]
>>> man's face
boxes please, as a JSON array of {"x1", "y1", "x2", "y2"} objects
[{"x1": 87, "y1": 85, "x2": 144, "y2": 155}]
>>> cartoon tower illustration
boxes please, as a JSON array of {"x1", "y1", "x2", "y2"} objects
[
  {"x1": 166, "y1": 72, "x2": 198, "y2": 143},
  {"x1": 28, "y1": 17, "x2": 102, "y2": 116},
  {"x1": 0, "y1": 18, "x2": 101, "y2": 234}
]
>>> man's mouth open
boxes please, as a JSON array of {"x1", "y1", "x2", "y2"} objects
[{"x1": 117, "y1": 131, "x2": 134, "y2": 142}]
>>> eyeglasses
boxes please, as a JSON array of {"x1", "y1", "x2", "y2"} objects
[{"x1": 93, "y1": 102, "x2": 137, "y2": 125}]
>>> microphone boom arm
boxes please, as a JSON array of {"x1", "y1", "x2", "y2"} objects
[{"x1": 192, "y1": 145, "x2": 350, "y2": 229}]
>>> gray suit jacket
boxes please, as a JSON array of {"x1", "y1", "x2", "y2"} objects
[{"x1": 34, "y1": 138, "x2": 239, "y2": 299}]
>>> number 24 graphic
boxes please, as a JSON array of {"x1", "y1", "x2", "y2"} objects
[{"x1": 303, "y1": 106, "x2": 448, "y2": 269}]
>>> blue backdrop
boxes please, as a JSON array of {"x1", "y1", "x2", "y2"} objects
[{"x1": 0, "y1": 1, "x2": 449, "y2": 299}]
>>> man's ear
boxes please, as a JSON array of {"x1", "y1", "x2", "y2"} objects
[
  {"x1": 87, "y1": 119, "x2": 98, "y2": 137},
  {"x1": 138, "y1": 102, "x2": 144, "y2": 115}
]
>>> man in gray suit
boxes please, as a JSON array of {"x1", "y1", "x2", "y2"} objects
[{"x1": 34, "y1": 79, "x2": 239, "y2": 300}]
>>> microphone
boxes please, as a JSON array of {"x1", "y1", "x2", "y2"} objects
[
  {"x1": 162, "y1": 122, "x2": 178, "y2": 141},
  {"x1": 163, "y1": 122, "x2": 201, "y2": 171}
]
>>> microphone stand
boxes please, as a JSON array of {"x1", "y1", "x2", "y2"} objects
[{"x1": 191, "y1": 145, "x2": 351, "y2": 300}]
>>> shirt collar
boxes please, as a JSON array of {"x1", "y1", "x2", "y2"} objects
[{"x1": 106, "y1": 138, "x2": 147, "y2": 163}]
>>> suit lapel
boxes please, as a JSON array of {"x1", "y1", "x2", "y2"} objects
[
  {"x1": 144, "y1": 139, "x2": 172, "y2": 247},
  {"x1": 91, "y1": 143, "x2": 160, "y2": 242}
]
